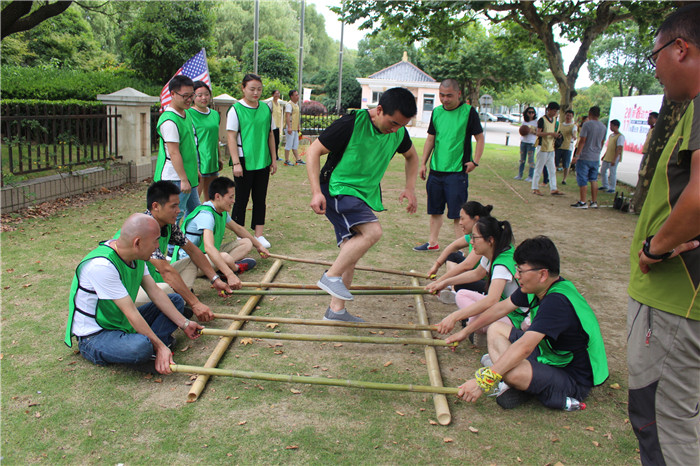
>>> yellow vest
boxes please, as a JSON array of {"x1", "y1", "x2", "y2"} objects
[
  {"x1": 559, "y1": 123, "x2": 575, "y2": 150},
  {"x1": 287, "y1": 102, "x2": 300, "y2": 131},
  {"x1": 540, "y1": 116, "x2": 557, "y2": 152},
  {"x1": 642, "y1": 127, "x2": 653, "y2": 155},
  {"x1": 270, "y1": 99, "x2": 284, "y2": 129},
  {"x1": 602, "y1": 133, "x2": 622, "y2": 163}
]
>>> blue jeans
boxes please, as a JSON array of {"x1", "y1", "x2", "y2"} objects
[
  {"x1": 518, "y1": 142, "x2": 535, "y2": 178},
  {"x1": 576, "y1": 159, "x2": 600, "y2": 187},
  {"x1": 78, "y1": 293, "x2": 185, "y2": 367},
  {"x1": 171, "y1": 180, "x2": 201, "y2": 227}
]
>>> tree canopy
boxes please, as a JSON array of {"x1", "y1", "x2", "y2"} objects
[
  {"x1": 242, "y1": 37, "x2": 297, "y2": 86},
  {"x1": 338, "y1": 0, "x2": 674, "y2": 110}
]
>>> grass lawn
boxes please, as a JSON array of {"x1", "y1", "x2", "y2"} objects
[{"x1": 1, "y1": 139, "x2": 640, "y2": 464}]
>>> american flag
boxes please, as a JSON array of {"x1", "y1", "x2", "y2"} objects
[{"x1": 159, "y1": 48, "x2": 211, "y2": 109}]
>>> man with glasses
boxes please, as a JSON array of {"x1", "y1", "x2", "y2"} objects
[
  {"x1": 155, "y1": 75, "x2": 201, "y2": 226},
  {"x1": 627, "y1": 4, "x2": 700, "y2": 464},
  {"x1": 452, "y1": 236, "x2": 608, "y2": 411}
]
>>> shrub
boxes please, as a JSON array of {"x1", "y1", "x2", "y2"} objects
[
  {"x1": 301, "y1": 100, "x2": 327, "y2": 116},
  {"x1": 0, "y1": 65, "x2": 162, "y2": 101}
]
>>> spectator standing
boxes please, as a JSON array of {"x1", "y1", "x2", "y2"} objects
[
  {"x1": 226, "y1": 73, "x2": 277, "y2": 249},
  {"x1": 154, "y1": 75, "x2": 200, "y2": 226},
  {"x1": 627, "y1": 5, "x2": 700, "y2": 464},
  {"x1": 531, "y1": 102, "x2": 564, "y2": 196},
  {"x1": 599, "y1": 119, "x2": 625, "y2": 193},
  {"x1": 267, "y1": 89, "x2": 285, "y2": 160},
  {"x1": 188, "y1": 81, "x2": 220, "y2": 202},
  {"x1": 556, "y1": 109, "x2": 577, "y2": 185},
  {"x1": 515, "y1": 107, "x2": 538, "y2": 182},
  {"x1": 284, "y1": 90, "x2": 303, "y2": 166},
  {"x1": 570, "y1": 107, "x2": 607, "y2": 209}
]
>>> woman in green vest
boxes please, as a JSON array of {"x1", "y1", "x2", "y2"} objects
[
  {"x1": 426, "y1": 201, "x2": 493, "y2": 301},
  {"x1": 188, "y1": 81, "x2": 221, "y2": 202},
  {"x1": 226, "y1": 74, "x2": 277, "y2": 249},
  {"x1": 435, "y1": 216, "x2": 527, "y2": 339}
]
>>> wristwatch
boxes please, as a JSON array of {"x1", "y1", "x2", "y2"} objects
[{"x1": 642, "y1": 235, "x2": 674, "y2": 261}]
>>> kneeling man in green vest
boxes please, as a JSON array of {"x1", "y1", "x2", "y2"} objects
[
  {"x1": 450, "y1": 236, "x2": 609, "y2": 410},
  {"x1": 133, "y1": 181, "x2": 240, "y2": 322},
  {"x1": 172, "y1": 177, "x2": 270, "y2": 282},
  {"x1": 65, "y1": 213, "x2": 203, "y2": 374}
]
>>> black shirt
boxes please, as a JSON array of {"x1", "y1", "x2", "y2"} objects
[
  {"x1": 318, "y1": 111, "x2": 413, "y2": 184},
  {"x1": 510, "y1": 278, "x2": 594, "y2": 387}
]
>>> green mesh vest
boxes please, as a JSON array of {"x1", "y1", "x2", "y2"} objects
[
  {"x1": 155, "y1": 110, "x2": 199, "y2": 186},
  {"x1": 65, "y1": 243, "x2": 143, "y2": 347},
  {"x1": 329, "y1": 110, "x2": 406, "y2": 211},
  {"x1": 232, "y1": 102, "x2": 272, "y2": 171},
  {"x1": 490, "y1": 246, "x2": 529, "y2": 328},
  {"x1": 528, "y1": 279, "x2": 609, "y2": 386},
  {"x1": 430, "y1": 104, "x2": 471, "y2": 172},
  {"x1": 187, "y1": 108, "x2": 221, "y2": 175},
  {"x1": 114, "y1": 224, "x2": 171, "y2": 283},
  {"x1": 171, "y1": 204, "x2": 227, "y2": 262}
]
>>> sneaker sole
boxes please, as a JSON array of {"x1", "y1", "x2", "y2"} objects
[
  {"x1": 317, "y1": 279, "x2": 354, "y2": 301},
  {"x1": 496, "y1": 389, "x2": 533, "y2": 409}
]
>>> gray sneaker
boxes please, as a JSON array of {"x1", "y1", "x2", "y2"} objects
[
  {"x1": 323, "y1": 307, "x2": 365, "y2": 322},
  {"x1": 438, "y1": 289, "x2": 457, "y2": 304},
  {"x1": 589, "y1": 201, "x2": 599, "y2": 209},
  {"x1": 317, "y1": 272, "x2": 353, "y2": 301},
  {"x1": 480, "y1": 353, "x2": 493, "y2": 367}
]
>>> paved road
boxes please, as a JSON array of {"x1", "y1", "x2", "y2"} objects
[{"x1": 407, "y1": 121, "x2": 640, "y2": 187}]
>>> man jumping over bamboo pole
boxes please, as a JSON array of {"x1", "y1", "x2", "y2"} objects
[{"x1": 306, "y1": 87, "x2": 419, "y2": 322}]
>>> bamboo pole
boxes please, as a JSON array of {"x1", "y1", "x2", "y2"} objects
[
  {"x1": 213, "y1": 313, "x2": 438, "y2": 331},
  {"x1": 267, "y1": 253, "x2": 431, "y2": 279},
  {"x1": 225, "y1": 289, "x2": 430, "y2": 296},
  {"x1": 173, "y1": 364, "x2": 460, "y2": 396},
  {"x1": 199, "y1": 328, "x2": 457, "y2": 347},
  {"x1": 239, "y1": 281, "x2": 425, "y2": 291},
  {"x1": 411, "y1": 274, "x2": 452, "y2": 426},
  {"x1": 187, "y1": 259, "x2": 283, "y2": 402}
]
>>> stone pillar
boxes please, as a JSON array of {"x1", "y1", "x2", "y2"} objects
[
  {"x1": 97, "y1": 87, "x2": 159, "y2": 181},
  {"x1": 213, "y1": 93, "x2": 237, "y2": 169}
]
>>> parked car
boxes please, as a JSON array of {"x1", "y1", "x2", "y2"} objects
[
  {"x1": 495, "y1": 113, "x2": 516, "y2": 123},
  {"x1": 510, "y1": 113, "x2": 522, "y2": 123},
  {"x1": 480, "y1": 112, "x2": 497, "y2": 122}
]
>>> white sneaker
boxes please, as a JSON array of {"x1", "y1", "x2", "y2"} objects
[
  {"x1": 438, "y1": 289, "x2": 457, "y2": 304},
  {"x1": 480, "y1": 353, "x2": 493, "y2": 367},
  {"x1": 256, "y1": 235, "x2": 271, "y2": 249},
  {"x1": 488, "y1": 381, "x2": 510, "y2": 397}
]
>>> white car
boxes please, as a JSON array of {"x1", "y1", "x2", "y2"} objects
[{"x1": 480, "y1": 112, "x2": 497, "y2": 122}]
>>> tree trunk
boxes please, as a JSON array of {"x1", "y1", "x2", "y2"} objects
[{"x1": 630, "y1": 97, "x2": 690, "y2": 213}]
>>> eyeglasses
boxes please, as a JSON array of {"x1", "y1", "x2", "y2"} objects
[
  {"x1": 173, "y1": 91, "x2": 195, "y2": 100},
  {"x1": 646, "y1": 37, "x2": 680, "y2": 67},
  {"x1": 515, "y1": 267, "x2": 544, "y2": 275},
  {"x1": 526, "y1": 111, "x2": 535, "y2": 114}
]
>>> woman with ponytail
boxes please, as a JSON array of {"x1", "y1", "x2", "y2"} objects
[
  {"x1": 426, "y1": 201, "x2": 493, "y2": 301},
  {"x1": 434, "y1": 216, "x2": 529, "y2": 342}
]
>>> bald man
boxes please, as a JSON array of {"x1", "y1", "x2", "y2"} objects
[{"x1": 65, "y1": 213, "x2": 203, "y2": 374}]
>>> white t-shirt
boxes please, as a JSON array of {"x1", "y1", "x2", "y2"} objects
[
  {"x1": 521, "y1": 120, "x2": 537, "y2": 144},
  {"x1": 160, "y1": 107, "x2": 198, "y2": 181},
  {"x1": 178, "y1": 201, "x2": 232, "y2": 259},
  {"x1": 479, "y1": 256, "x2": 520, "y2": 300},
  {"x1": 71, "y1": 241, "x2": 148, "y2": 337},
  {"x1": 226, "y1": 100, "x2": 276, "y2": 159}
]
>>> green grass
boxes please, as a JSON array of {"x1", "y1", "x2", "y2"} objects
[{"x1": 1, "y1": 141, "x2": 640, "y2": 463}]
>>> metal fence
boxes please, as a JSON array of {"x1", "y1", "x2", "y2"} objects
[{"x1": 1, "y1": 102, "x2": 120, "y2": 183}]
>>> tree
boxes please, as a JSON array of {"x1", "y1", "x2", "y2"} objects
[
  {"x1": 314, "y1": 62, "x2": 362, "y2": 112},
  {"x1": 588, "y1": 21, "x2": 663, "y2": 97},
  {"x1": 242, "y1": 37, "x2": 297, "y2": 86},
  {"x1": 122, "y1": 1, "x2": 215, "y2": 82},
  {"x1": 355, "y1": 29, "x2": 422, "y2": 77},
  {"x1": 1, "y1": 0, "x2": 73, "y2": 39},
  {"x1": 421, "y1": 24, "x2": 545, "y2": 106},
  {"x1": 1, "y1": 4, "x2": 108, "y2": 69},
  {"x1": 338, "y1": 1, "x2": 674, "y2": 110}
]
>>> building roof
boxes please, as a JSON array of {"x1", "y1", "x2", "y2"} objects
[{"x1": 367, "y1": 57, "x2": 436, "y2": 83}]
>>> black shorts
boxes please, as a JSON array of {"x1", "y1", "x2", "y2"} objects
[
  {"x1": 426, "y1": 172, "x2": 468, "y2": 218},
  {"x1": 509, "y1": 328, "x2": 592, "y2": 409},
  {"x1": 321, "y1": 183, "x2": 378, "y2": 246}
]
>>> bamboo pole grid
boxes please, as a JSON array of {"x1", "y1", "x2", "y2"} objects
[{"x1": 184, "y1": 258, "x2": 454, "y2": 425}]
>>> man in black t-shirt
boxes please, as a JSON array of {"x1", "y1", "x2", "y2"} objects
[
  {"x1": 452, "y1": 236, "x2": 608, "y2": 410},
  {"x1": 306, "y1": 88, "x2": 419, "y2": 322},
  {"x1": 415, "y1": 79, "x2": 484, "y2": 251}
]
